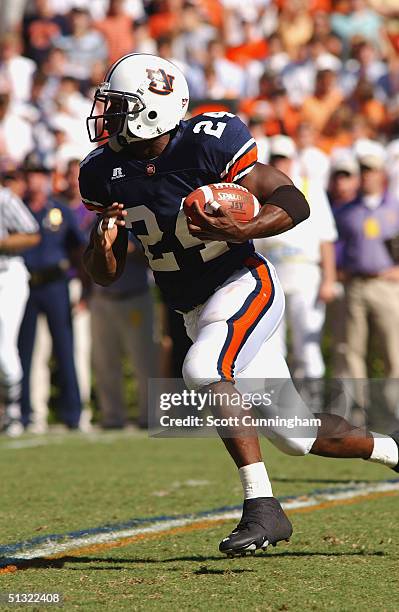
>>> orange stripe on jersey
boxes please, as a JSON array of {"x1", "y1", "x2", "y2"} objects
[
  {"x1": 218, "y1": 256, "x2": 274, "y2": 382},
  {"x1": 83, "y1": 200, "x2": 105, "y2": 213},
  {"x1": 226, "y1": 145, "x2": 257, "y2": 183}
]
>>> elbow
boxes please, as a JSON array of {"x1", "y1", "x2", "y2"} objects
[
  {"x1": 83, "y1": 256, "x2": 116, "y2": 287},
  {"x1": 297, "y1": 197, "x2": 310, "y2": 224}
]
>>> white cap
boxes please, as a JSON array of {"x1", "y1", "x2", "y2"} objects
[
  {"x1": 354, "y1": 139, "x2": 386, "y2": 169},
  {"x1": 315, "y1": 54, "x2": 342, "y2": 72},
  {"x1": 269, "y1": 135, "x2": 297, "y2": 159},
  {"x1": 330, "y1": 149, "x2": 360, "y2": 175}
]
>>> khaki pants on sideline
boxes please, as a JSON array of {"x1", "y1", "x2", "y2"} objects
[
  {"x1": 344, "y1": 277, "x2": 399, "y2": 418},
  {"x1": 91, "y1": 290, "x2": 159, "y2": 428}
]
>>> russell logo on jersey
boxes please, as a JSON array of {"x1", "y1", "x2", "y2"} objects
[{"x1": 111, "y1": 167, "x2": 125, "y2": 180}]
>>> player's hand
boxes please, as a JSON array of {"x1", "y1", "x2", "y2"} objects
[
  {"x1": 95, "y1": 202, "x2": 127, "y2": 250},
  {"x1": 318, "y1": 280, "x2": 337, "y2": 303},
  {"x1": 187, "y1": 202, "x2": 247, "y2": 243}
]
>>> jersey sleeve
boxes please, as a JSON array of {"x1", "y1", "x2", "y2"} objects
[
  {"x1": 199, "y1": 114, "x2": 258, "y2": 183},
  {"x1": 0, "y1": 188, "x2": 39, "y2": 234},
  {"x1": 79, "y1": 147, "x2": 112, "y2": 212}
]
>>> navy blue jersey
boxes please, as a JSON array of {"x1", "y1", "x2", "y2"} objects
[{"x1": 79, "y1": 112, "x2": 258, "y2": 311}]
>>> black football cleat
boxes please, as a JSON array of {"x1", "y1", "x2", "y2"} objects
[
  {"x1": 219, "y1": 497, "x2": 293, "y2": 557},
  {"x1": 390, "y1": 431, "x2": 399, "y2": 473}
]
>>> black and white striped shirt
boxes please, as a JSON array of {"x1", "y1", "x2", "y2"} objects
[{"x1": 0, "y1": 186, "x2": 39, "y2": 271}]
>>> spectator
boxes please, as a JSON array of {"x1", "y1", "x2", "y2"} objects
[
  {"x1": 18, "y1": 152, "x2": 86, "y2": 430},
  {"x1": 90, "y1": 236, "x2": 159, "y2": 429},
  {"x1": 255, "y1": 135, "x2": 337, "y2": 407},
  {"x1": 327, "y1": 152, "x2": 360, "y2": 383},
  {"x1": 22, "y1": 0, "x2": 69, "y2": 67},
  {"x1": 376, "y1": 54, "x2": 399, "y2": 104},
  {"x1": 334, "y1": 140, "x2": 399, "y2": 420},
  {"x1": 277, "y1": 0, "x2": 313, "y2": 57},
  {"x1": 301, "y1": 68, "x2": 344, "y2": 133},
  {"x1": 206, "y1": 39, "x2": 246, "y2": 99},
  {"x1": 156, "y1": 36, "x2": 205, "y2": 101},
  {"x1": 95, "y1": 0, "x2": 135, "y2": 65},
  {"x1": 0, "y1": 90, "x2": 34, "y2": 167},
  {"x1": 240, "y1": 74, "x2": 300, "y2": 137},
  {"x1": 328, "y1": 150, "x2": 360, "y2": 209},
  {"x1": 331, "y1": 0, "x2": 383, "y2": 49},
  {"x1": 0, "y1": 33, "x2": 36, "y2": 104},
  {"x1": 172, "y1": 1, "x2": 217, "y2": 67},
  {"x1": 386, "y1": 138, "x2": 399, "y2": 201},
  {"x1": 248, "y1": 116, "x2": 270, "y2": 164},
  {"x1": 316, "y1": 105, "x2": 354, "y2": 154},
  {"x1": 342, "y1": 39, "x2": 388, "y2": 98},
  {"x1": 58, "y1": 159, "x2": 93, "y2": 429},
  {"x1": 53, "y1": 7, "x2": 107, "y2": 81},
  {"x1": 296, "y1": 121, "x2": 330, "y2": 188},
  {"x1": 263, "y1": 33, "x2": 290, "y2": 74},
  {"x1": 281, "y1": 43, "x2": 317, "y2": 106},
  {"x1": 347, "y1": 77, "x2": 386, "y2": 132},
  {"x1": 50, "y1": 76, "x2": 92, "y2": 158},
  {"x1": 0, "y1": 175, "x2": 40, "y2": 436}
]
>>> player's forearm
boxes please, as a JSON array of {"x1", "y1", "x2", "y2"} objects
[
  {"x1": 239, "y1": 204, "x2": 294, "y2": 240},
  {"x1": 240, "y1": 165, "x2": 310, "y2": 238},
  {"x1": 320, "y1": 241, "x2": 336, "y2": 283},
  {"x1": 0, "y1": 232, "x2": 40, "y2": 254},
  {"x1": 83, "y1": 227, "x2": 128, "y2": 286}
]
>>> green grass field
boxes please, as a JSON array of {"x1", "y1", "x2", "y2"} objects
[{"x1": 1, "y1": 430, "x2": 398, "y2": 611}]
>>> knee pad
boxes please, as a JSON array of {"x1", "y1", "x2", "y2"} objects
[{"x1": 182, "y1": 344, "x2": 220, "y2": 391}]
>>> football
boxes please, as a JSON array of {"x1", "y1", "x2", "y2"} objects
[{"x1": 183, "y1": 182, "x2": 260, "y2": 225}]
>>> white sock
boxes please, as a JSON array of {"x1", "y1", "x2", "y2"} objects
[
  {"x1": 368, "y1": 433, "x2": 398, "y2": 468},
  {"x1": 239, "y1": 462, "x2": 273, "y2": 499}
]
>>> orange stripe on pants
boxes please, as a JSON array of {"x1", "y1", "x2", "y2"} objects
[{"x1": 220, "y1": 256, "x2": 273, "y2": 381}]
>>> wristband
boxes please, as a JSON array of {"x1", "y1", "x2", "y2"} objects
[{"x1": 265, "y1": 185, "x2": 310, "y2": 226}]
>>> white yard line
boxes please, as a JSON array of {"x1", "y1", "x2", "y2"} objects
[{"x1": 2, "y1": 479, "x2": 398, "y2": 564}]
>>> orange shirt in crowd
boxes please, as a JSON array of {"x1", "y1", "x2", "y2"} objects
[
  {"x1": 316, "y1": 131, "x2": 353, "y2": 154},
  {"x1": 309, "y1": 0, "x2": 332, "y2": 12},
  {"x1": 148, "y1": 12, "x2": 178, "y2": 39},
  {"x1": 277, "y1": 0, "x2": 332, "y2": 9},
  {"x1": 95, "y1": 15, "x2": 135, "y2": 64},
  {"x1": 359, "y1": 99, "x2": 387, "y2": 130},
  {"x1": 240, "y1": 97, "x2": 300, "y2": 138},
  {"x1": 301, "y1": 89, "x2": 343, "y2": 132},
  {"x1": 226, "y1": 40, "x2": 269, "y2": 66},
  {"x1": 197, "y1": 0, "x2": 223, "y2": 28}
]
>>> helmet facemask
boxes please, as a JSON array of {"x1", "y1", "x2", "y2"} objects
[{"x1": 86, "y1": 83, "x2": 146, "y2": 143}]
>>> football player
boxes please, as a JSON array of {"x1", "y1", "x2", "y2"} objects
[{"x1": 80, "y1": 54, "x2": 399, "y2": 557}]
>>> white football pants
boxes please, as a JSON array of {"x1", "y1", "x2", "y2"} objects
[{"x1": 182, "y1": 253, "x2": 318, "y2": 456}]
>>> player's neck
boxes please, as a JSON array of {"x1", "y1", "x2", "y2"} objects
[{"x1": 121, "y1": 133, "x2": 171, "y2": 160}]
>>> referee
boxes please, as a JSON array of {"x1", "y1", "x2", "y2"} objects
[{"x1": 0, "y1": 174, "x2": 40, "y2": 436}]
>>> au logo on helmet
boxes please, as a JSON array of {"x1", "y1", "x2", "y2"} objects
[{"x1": 146, "y1": 68, "x2": 175, "y2": 95}]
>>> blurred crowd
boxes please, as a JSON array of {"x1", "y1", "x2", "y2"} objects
[{"x1": 1, "y1": 0, "x2": 399, "y2": 435}]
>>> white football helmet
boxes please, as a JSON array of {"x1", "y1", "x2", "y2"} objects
[{"x1": 87, "y1": 53, "x2": 190, "y2": 144}]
